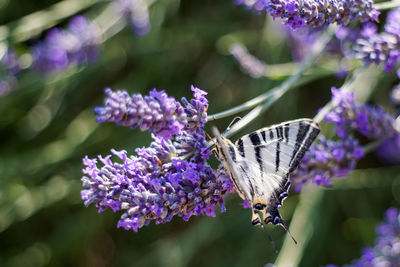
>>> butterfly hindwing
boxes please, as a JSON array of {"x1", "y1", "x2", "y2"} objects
[{"x1": 213, "y1": 118, "x2": 320, "y2": 228}]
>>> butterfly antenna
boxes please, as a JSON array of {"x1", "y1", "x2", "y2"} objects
[
  {"x1": 279, "y1": 221, "x2": 297, "y2": 245},
  {"x1": 204, "y1": 129, "x2": 217, "y2": 146},
  {"x1": 225, "y1": 116, "x2": 242, "y2": 132}
]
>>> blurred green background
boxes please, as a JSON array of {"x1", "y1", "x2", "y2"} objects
[{"x1": 0, "y1": 0, "x2": 399, "y2": 266}]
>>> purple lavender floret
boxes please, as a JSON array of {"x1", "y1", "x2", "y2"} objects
[
  {"x1": 291, "y1": 87, "x2": 400, "y2": 190},
  {"x1": 236, "y1": 0, "x2": 379, "y2": 30},
  {"x1": 95, "y1": 88, "x2": 186, "y2": 139},
  {"x1": 95, "y1": 86, "x2": 208, "y2": 140},
  {"x1": 117, "y1": 0, "x2": 151, "y2": 36},
  {"x1": 353, "y1": 7, "x2": 400, "y2": 72},
  {"x1": 385, "y1": 7, "x2": 400, "y2": 39},
  {"x1": 375, "y1": 135, "x2": 400, "y2": 165},
  {"x1": 291, "y1": 135, "x2": 363, "y2": 191},
  {"x1": 32, "y1": 16, "x2": 101, "y2": 73},
  {"x1": 181, "y1": 85, "x2": 209, "y2": 130},
  {"x1": 325, "y1": 87, "x2": 399, "y2": 141},
  {"x1": 81, "y1": 143, "x2": 233, "y2": 231},
  {"x1": 341, "y1": 208, "x2": 400, "y2": 267},
  {"x1": 82, "y1": 86, "x2": 235, "y2": 231}
]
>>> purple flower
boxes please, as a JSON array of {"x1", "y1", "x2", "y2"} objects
[
  {"x1": 375, "y1": 135, "x2": 400, "y2": 165},
  {"x1": 385, "y1": 7, "x2": 400, "y2": 39},
  {"x1": 117, "y1": 0, "x2": 151, "y2": 36},
  {"x1": 291, "y1": 135, "x2": 363, "y2": 191},
  {"x1": 353, "y1": 7, "x2": 400, "y2": 72},
  {"x1": 325, "y1": 87, "x2": 399, "y2": 141},
  {"x1": 32, "y1": 16, "x2": 101, "y2": 73},
  {"x1": 95, "y1": 86, "x2": 208, "y2": 140},
  {"x1": 284, "y1": 25, "x2": 321, "y2": 61},
  {"x1": 82, "y1": 86, "x2": 235, "y2": 231},
  {"x1": 236, "y1": 0, "x2": 379, "y2": 30},
  {"x1": 343, "y1": 208, "x2": 400, "y2": 267},
  {"x1": 291, "y1": 86, "x2": 400, "y2": 190},
  {"x1": 229, "y1": 43, "x2": 267, "y2": 78}
]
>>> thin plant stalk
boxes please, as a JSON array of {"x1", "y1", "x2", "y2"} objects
[
  {"x1": 221, "y1": 26, "x2": 336, "y2": 138},
  {"x1": 375, "y1": 0, "x2": 400, "y2": 10}
]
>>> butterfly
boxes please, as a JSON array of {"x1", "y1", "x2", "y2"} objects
[{"x1": 212, "y1": 118, "x2": 319, "y2": 238}]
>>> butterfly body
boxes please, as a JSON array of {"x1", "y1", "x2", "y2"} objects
[{"x1": 213, "y1": 118, "x2": 320, "y2": 228}]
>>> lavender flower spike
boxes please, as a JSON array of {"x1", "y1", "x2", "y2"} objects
[
  {"x1": 237, "y1": 0, "x2": 379, "y2": 30},
  {"x1": 353, "y1": 7, "x2": 400, "y2": 72},
  {"x1": 81, "y1": 145, "x2": 233, "y2": 231},
  {"x1": 82, "y1": 86, "x2": 234, "y2": 231},
  {"x1": 291, "y1": 135, "x2": 363, "y2": 191},
  {"x1": 32, "y1": 16, "x2": 101, "y2": 73},
  {"x1": 334, "y1": 208, "x2": 400, "y2": 266},
  {"x1": 325, "y1": 87, "x2": 400, "y2": 141},
  {"x1": 117, "y1": 0, "x2": 151, "y2": 36},
  {"x1": 95, "y1": 88, "x2": 187, "y2": 139}
]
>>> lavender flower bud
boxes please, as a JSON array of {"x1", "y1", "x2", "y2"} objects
[
  {"x1": 117, "y1": 0, "x2": 151, "y2": 36},
  {"x1": 95, "y1": 86, "x2": 208, "y2": 140},
  {"x1": 236, "y1": 0, "x2": 379, "y2": 29},
  {"x1": 291, "y1": 135, "x2": 363, "y2": 191},
  {"x1": 82, "y1": 86, "x2": 235, "y2": 231},
  {"x1": 81, "y1": 139, "x2": 234, "y2": 231},
  {"x1": 353, "y1": 7, "x2": 400, "y2": 72},
  {"x1": 345, "y1": 208, "x2": 400, "y2": 266},
  {"x1": 325, "y1": 87, "x2": 399, "y2": 141},
  {"x1": 32, "y1": 16, "x2": 101, "y2": 73}
]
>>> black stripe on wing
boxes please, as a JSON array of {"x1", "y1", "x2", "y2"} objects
[
  {"x1": 289, "y1": 124, "x2": 320, "y2": 173},
  {"x1": 249, "y1": 132, "x2": 264, "y2": 176}
]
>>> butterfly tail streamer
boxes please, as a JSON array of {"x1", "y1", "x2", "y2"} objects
[{"x1": 279, "y1": 220, "x2": 298, "y2": 245}]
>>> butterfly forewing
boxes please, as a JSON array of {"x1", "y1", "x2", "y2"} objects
[{"x1": 213, "y1": 118, "x2": 320, "y2": 227}]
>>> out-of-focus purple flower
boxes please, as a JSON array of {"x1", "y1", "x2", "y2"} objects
[
  {"x1": 325, "y1": 87, "x2": 399, "y2": 141},
  {"x1": 82, "y1": 86, "x2": 235, "y2": 231},
  {"x1": 353, "y1": 32, "x2": 399, "y2": 72},
  {"x1": 236, "y1": 0, "x2": 379, "y2": 30},
  {"x1": 375, "y1": 135, "x2": 400, "y2": 165},
  {"x1": 336, "y1": 208, "x2": 400, "y2": 267},
  {"x1": 32, "y1": 16, "x2": 101, "y2": 73},
  {"x1": 117, "y1": 0, "x2": 151, "y2": 36},
  {"x1": 353, "y1": 7, "x2": 400, "y2": 72},
  {"x1": 385, "y1": 7, "x2": 400, "y2": 39},
  {"x1": 0, "y1": 48, "x2": 20, "y2": 96},
  {"x1": 229, "y1": 43, "x2": 267, "y2": 78},
  {"x1": 284, "y1": 26, "x2": 321, "y2": 61},
  {"x1": 291, "y1": 135, "x2": 363, "y2": 191},
  {"x1": 292, "y1": 87, "x2": 400, "y2": 190},
  {"x1": 95, "y1": 86, "x2": 208, "y2": 140}
]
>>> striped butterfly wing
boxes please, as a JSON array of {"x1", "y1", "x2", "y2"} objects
[
  {"x1": 214, "y1": 118, "x2": 319, "y2": 228},
  {"x1": 233, "y1": 118, "x2": 320, "y2": 226}
]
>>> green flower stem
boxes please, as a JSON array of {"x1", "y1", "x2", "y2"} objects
[
  {"x1": 375, "y1": 0, "x2": 400, "y2": 10},
  {"x1": 274, "y1": 65, "x2": 382, "y2": 266},
  {"x1": 221, "y1": 26, "x2": 336, "y2": 138},
  {"x1": 0, "y1": 0, "x2": 102, "y2": 43}
]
